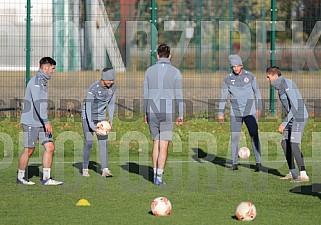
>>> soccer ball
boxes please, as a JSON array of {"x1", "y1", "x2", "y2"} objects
[
  {"x1": 96, "y1": 121, "x2": 111, "y2": 135},
  {"x1": 235, "y1": 202, "x2": 257, "y2": 221},
  {"x1": 151, "y1": 197, "x2": 172, "y2": 216},
  {"x1": 238, "y1": 147, "x2": 250, "y2": 159}
]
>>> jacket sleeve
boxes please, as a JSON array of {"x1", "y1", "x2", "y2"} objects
[
  {"x1": 175, "y1": 70, "x2": 184, "y2": 118},
  {"x1": 108, "y1": 90, "x2": 115, "y2": 123},
  {"x1": 85, "y1": 90, "x2": 97, "y2": 131},
  {"x1": 218, "y1": 80, "x2": 228, "y2": 116},
  {"x1": 281, "y1": 88, "x2": 299, "y2": 127},
  {"x1": 251, "y1": 77, "x2": 262, "y2": 111},
  {"x1": 31, "y1": 84, "x2": 49, "y2": 125},
  {"x1": 143, "y1": 72, "x2": 149, "y2": 116}
]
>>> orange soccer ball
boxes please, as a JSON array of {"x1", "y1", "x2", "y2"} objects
[
  {"x1": 96, "y1": 121, "x2": 111, "y2": 135},
  {"x1": 151, "y1": 197, "x2": 172, "y2": 216},
  {"x1": 236, "y1": 201, "x2": 257, "y2": 221},
  {"x1": 238, "y1": 147, "x2": 250, "y2": 159}
]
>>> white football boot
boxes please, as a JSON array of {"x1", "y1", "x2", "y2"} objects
[{"x1": 42, "y1": 178, "x2": 63, "y2": 185}]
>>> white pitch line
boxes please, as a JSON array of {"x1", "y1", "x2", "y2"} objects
[{"x1": 1, "y1": 159, "x2": 321, "y2": 164}]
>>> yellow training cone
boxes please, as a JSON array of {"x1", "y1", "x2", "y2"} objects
[{"x1": 76, "y1": 199, "x2": 91, "y2": 206}]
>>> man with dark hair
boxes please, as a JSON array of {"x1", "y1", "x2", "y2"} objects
[
  {"x1": 266, "y1": 66, "x2": 309, "y2": 182},
  {"x1": 17, "y1": 57, "x2": 63, "y2": 185},
  {"x1": 82, "y1": 68, "x2": 116, "y2": 177},
  {"x1": 218, "y1": 54, "x2": 263, "y2": 171},
  {"x1": 39, "y1": 57, "x2": 56, "y2": 66},
  {"x1": 144, "y1": 43, "x2": 183, "y2": 185},
  {"x1": 157, "y1": 43, "x2": 170, "y2": 58}
]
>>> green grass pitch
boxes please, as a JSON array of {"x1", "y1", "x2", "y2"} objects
[{"x1": 1, "y1": 116, "x2": 321, "y2": 224}]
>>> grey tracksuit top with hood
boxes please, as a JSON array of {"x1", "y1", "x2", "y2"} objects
[
  {"x1": 82, "y1": 80, "x2": 116, "y2": 131},
  {"x1": 21, "y1": 69, "x2": 51, "y2": 127},
  {"x1": 271, "y1": 76, "x2": 308, "y2": 127},
  {"x1": 144, "y1": 58, "x2": 183, "y2": 118},
  {"x1": 218, "y1": 70, "x2": 262, "y2": 117}
]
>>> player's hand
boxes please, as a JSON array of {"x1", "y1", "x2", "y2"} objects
[
  {"x1": 95, "y1": 124, "x2": 102, "y2": 135},
  {"x1": 106, "y1": 121, "x2": 111, "y2": 134},
  {"x1": 45, "y1": 123, "x2": 52, "y2": 134},
  {"x1": 144, "y1": 115, "x2": 148, "y2": 124},
  {"x1": 176, "y1": 117, "x2": 183, "y2": 126},
  {"x1": 218, "y1": 115, "x2": 224, "y2": 124},
  {"x1": 96, "y1": 123, "x2": 103, "y2": 129},
  {"x1": 256, "y1": 110, "x2": 262, "y2": 118},
  {"x1": 278, "y1": 125, "x2": 285, "y2": 134}
]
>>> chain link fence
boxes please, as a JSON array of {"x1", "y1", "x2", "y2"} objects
[{"x1": 0, "y1": 0, "x2": 320, "y2": 118}]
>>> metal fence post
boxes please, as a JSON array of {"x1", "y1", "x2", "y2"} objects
[
  {"x1": 229, "y1": 0, "x2": 233, "y2": 54},
  {"x1": 270, "y1": 0, "x2": 276, "y2": 116},
  {"x1": 150, "y1": 0, "x2": 157, "y2": 66},
  {"x1": 25, "y1": 0, "x2": 31, "y2": 86},
  {"x1": 196, "y1": 0, "x2": 203, "y2": 72}
]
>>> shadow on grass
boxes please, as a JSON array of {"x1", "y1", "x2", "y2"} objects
[
  {"x1": 191, "y1": 147, "x2": 232, "y2": 167},
  {"x1": 26, "y1": 163, "x2": 42, "y2": 179},
  {"x1": 72, "y1": 161, "x2": 102, "y2": 175},
  {"x1": 120, "y1": 162, "x2": 154, "y2": 183},
  {"x1": 290, "y1": 183, "x2": 321, "y2": 200},
  {"x1": 231, "y1": 215, "x2": 238, "y2": 221},
  {"x1": 191, "y1": 148, "x2": 283, "y2": 177}
]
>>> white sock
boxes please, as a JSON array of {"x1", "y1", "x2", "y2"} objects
[
  {"x1": 153, "y1": 168, "x2": 157, "y2": 176},
  {"x1": 300, "y1": 171, "x2": 308, "y2": 178},
  {"x1": 18, "y1": 169, "x2": 25, "y2": 180},
  {"x1": 156, "y1": 169, "x2": 164, "y2": 178},
  {"x1": 43, "y1": 168, "x2": 51, "y2": 180},
  {"x1": 103, "y1": 168, "x2": 109, "y2": 172}
]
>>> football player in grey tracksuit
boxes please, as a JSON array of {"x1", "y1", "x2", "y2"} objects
[
  {"x1": 218, "y1": 54, "x2": 263, "y2": 171},
  {"x1": 266, "y1": 66, "x2": 309, "y2": 182},
  {"x1": 17, "y1": 57, "x2": 63, "y2": 185},
  {"x1": 82, "y1": 68, "x2": 116, "y2": 177},
  {"x1": 144, "y1": 43, "x2": 183, "y2": 185}
]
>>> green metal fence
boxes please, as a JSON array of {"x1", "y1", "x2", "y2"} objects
[{"x1": 0, "y1": 0, "x2": 321, "y2": 117}]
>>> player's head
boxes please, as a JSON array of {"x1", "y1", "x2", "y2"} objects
[
  {"x1": 39, "y1": 57, "x2": 56, "y2": 76},
  {"x1": 157, "y1": 43, "x2": 171, "y2": 59},
  {"x1": 101, "y1": 67, "x2": 115, "y2": 88},
  {"x1": 266, "y1": 66, "x2": 281, "y2": 77},
  {"x1": 229, "y1": 54, "x2": 243, "y2": 75},
  {"x1": 266, "y1": 66, "x2": 281, "y2": 84}
]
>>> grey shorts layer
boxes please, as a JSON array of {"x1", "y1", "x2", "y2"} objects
[
  {"x1": 283, "y1": 119, "x2": 307, "y2": 143},
  {"x1": 22, "y1": 124, "x2": 53, "y2": 148},
  {"x1": 147, "y1": 113, "x2": 174, "y2": 141}
]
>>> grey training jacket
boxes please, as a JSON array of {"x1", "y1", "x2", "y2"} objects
[
  {"x1": 21, "y1": 69, "x2": 51, "y2": 127},
  {"x1": 82, "y1": 80, "x2": 116, "y2": 131},
  {"x1": 218, "y1": 70, "x2": 262, "y2": 117}
]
